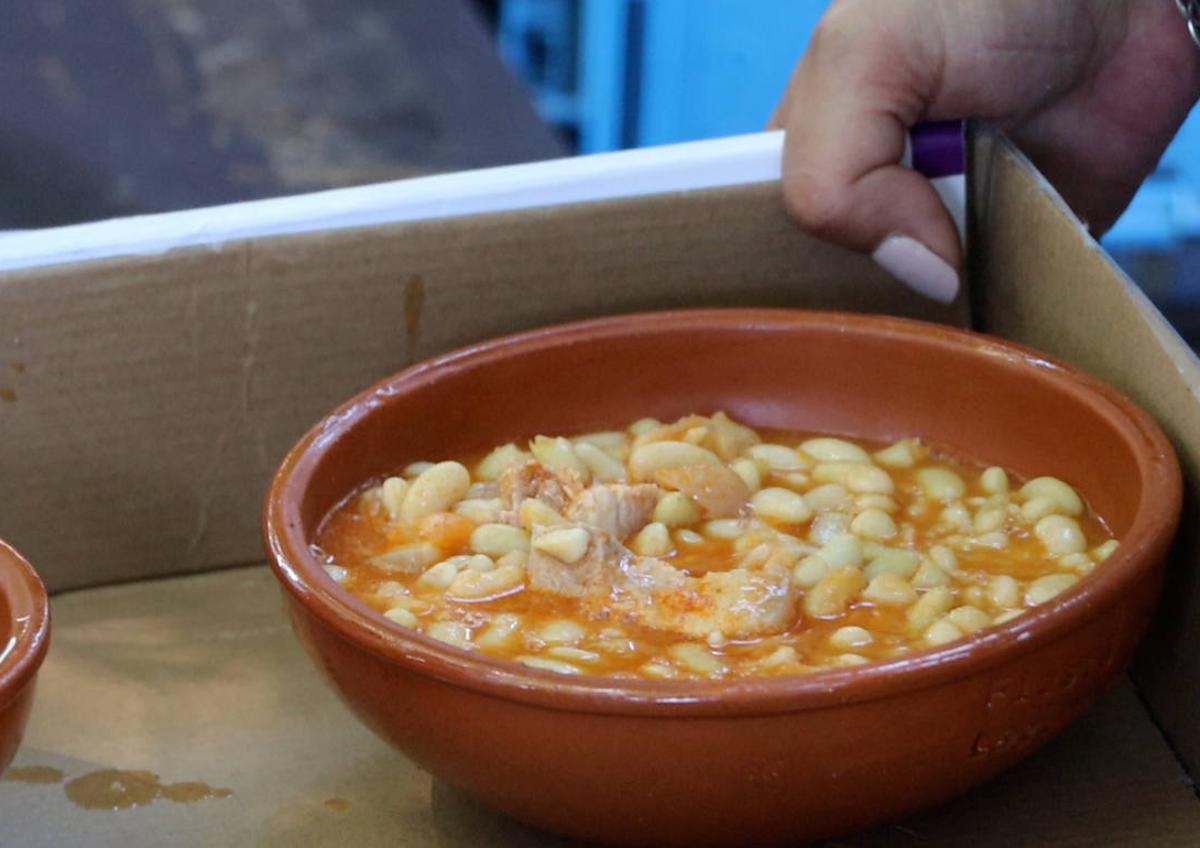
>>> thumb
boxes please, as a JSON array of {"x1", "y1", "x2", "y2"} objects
[{"x1": 774, "y1": 7, "x2": 961, "y2": 302}]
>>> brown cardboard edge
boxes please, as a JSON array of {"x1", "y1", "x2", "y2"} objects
[
  {"x1": 0, "y1": 181, "x2": 968, "y2": 597},
  {"x1": 971, "y1": 124, "x2": 1200, "y2": 781}
]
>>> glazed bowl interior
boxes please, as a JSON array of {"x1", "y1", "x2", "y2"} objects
[{"x1": 271, "y1": 309, "x2": 1178, "y2": 708}]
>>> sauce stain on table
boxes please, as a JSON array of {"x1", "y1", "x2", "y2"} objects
[
  {"x1": 0, "y1": 387, "x2": 15, "y2": 402},
  {"x1": 64, "y1": 769, "x2": 233, "y2": 810},
  {"x1": 2, "y1": 765, "x2": 64, "y2": 784},
  {"x1": 324, "y1": 797, "x2": 352, "y2": 812}
]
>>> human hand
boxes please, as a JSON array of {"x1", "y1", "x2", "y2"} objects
[{"x1": 770, "y1": 0, "x2": 1200, "y2": 301}]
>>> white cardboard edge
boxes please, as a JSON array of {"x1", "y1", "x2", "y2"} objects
[{"x1": 0, "y1": 132, "x2": 788, "y2": 274}]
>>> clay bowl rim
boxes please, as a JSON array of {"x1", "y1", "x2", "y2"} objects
[
  {"x1": 264, "y1": 308, "x2": 1181, "y2": 718},
  {"x1": 0, "y1": 539, "x2": 51, "y2": 713}
]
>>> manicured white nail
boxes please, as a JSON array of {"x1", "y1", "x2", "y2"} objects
[{"x1": 871, "y1": 235, "x2": 960, "y2": 303}]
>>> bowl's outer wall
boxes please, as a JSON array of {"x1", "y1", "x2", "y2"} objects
[
  {"x1": 0, "y1": 681, "x2": 36, "y2": 774},
  {"x1": 268, "y1": 311, "x2": 1180, "y2": 847},
  {"x1": 0, "y1": 542, "x2": 50, "y2": 775},
  {"x1": 285, "y1": 558, "x2": 1161, "y2": 847}
]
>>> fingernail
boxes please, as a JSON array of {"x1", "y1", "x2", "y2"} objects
[{"x1": 871, "y1": 235, "x2": 960, "y2": 303}]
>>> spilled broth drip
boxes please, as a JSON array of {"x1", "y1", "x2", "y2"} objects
[{"x1": 63, "y1": 769, "x2": 233, "y2": 810}]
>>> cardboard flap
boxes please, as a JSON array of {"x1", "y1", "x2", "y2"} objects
[
  {"x1": 971, "y1": 126, "x2": 1200, "y2": 775},
  {"x1": 0, "y1": 183, "x2": 964, "y2": 594}
]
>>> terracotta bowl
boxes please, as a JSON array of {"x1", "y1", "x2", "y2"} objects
[
  {"x1": 264, "y1": 309, "x2": 1180, "y2": 847},
  {"x1": 0, "y1": 540, "x2": 50, "y2": 775}
]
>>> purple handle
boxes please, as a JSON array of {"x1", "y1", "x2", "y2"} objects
[{"x1": 911, "y1": 121, "x2": 965, "y2": 179}]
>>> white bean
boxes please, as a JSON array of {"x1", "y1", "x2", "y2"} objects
[
  {"x1": 805, "y1": 483, "x2": 852, "y2": 512},
  {"x1": 476, "y1": 613, "x2": 522, "y2": 649},
  {"x1": 475, "y1": 443, "x2": 531, "y2": 481},
  {"x1": 517, "y1": 656, "x2": 581, "y2": 675},
  {"x1": 937, "y1": 504, "x2": 971, "y2": 531},
  {"x1": 628, "y1": 417, "x2": 663, "y2": 436},
  {"x1": 987, "y1": 575, "x2": 1020, "y2": 609},
  {"x1": 426, "y1": 621, "x2": 472, "y2": 648},
  {"x1": 834, "y1": 653, "x2": 869, "y2": 667},
  {"x1": 573, "y1": 441, "x2": 627, "y2": 482},
  {"x1": 862, "y1": 573, "x2": 917, "y2": 606},
  {"x1": 928, "y1": 545, "x2": 957, "y2": 571},
  {"x1": 466, "y1": 554, "x2": 496, "y2": 572},
  {"x1": 818, "y1": 533, "x2": 863, "y2": 570},
  {"x1": 704, "y1": 519, "x2": 745, "y2": 539},
  {"x1": 384, "y1": 607, "x2": 419, "y2": 628},
  {"x1": 808, "y1": 512, "x2": 851, "y2": 545},
  {"x1": 829, "y1": 625, "x2": 874, "y2": 649},
  {"x1": 863, "y1": 546, "x2": 919, "y2": 579},
  {"x1": 381, "y1": 477, "x2": 409, "y2": 522},
  {"x1": 973, "y1": 507, "x2": 1006, "y2": 534},
  {"x1": 947, "y1": 605, "x2": 992, "y2": 633},
  {"x1": 911, "y1": 559, "x2": 950, "y2": 589},
  {"x1": 1034, "y1": 515, "x2": 1086, "y2": 555},
  {"x1": 850, "y1": 508, "x2": 897, "y2": 541},
  {"x1": 756, "y1": 646, "x2": 800, "y2": 669},
  {"x1": 470, "y1": 523, "x2": 531, "y2": 557},
  {"x1": 653, "y1": 491, "x2": 701, "y2": 527},
  {"x1": 813, "y1": 462, "x2": 894, "y2": 494},
  {"x1": 873, "y1": 439, "x2": 921, "y2": 469},
  {"x1": 747, "y1": 443, "x2": 810, "y2": 471},
  {"x1": 668, "y1": 643, "x2": 727, "y2": 676},
  {"x1": 417, "y1": 559, "x2": 462, "y2": 591},
  {"x1": 800, "y1": 437, "x2": 870, "y2": 464},
  {"x1": 916, "y1": 467, "x2": 966, "y2": 501},
  {"x1": 751, "y1": 487, "x2": 812, "y2": 524},
  {"x1": 1020, "y1": 497, "x2": 1057, "y2": 523},
  {"x1": 518, "y1": 498, "x2": 568, "y2": 530},
  {"x1": 401, "y1": 461, "x2": 471, "y2": 524},
  {"x1": 540, "y1": 619, "x2": 586, "y2": 644},
  {"x1": 730, "y1": 458, "x2": 762, "y2": 493},
  {"x1": 628, "y1": 441, "x2": 721, "y2": 481},
  {"x1": 980, "y1": 467, "x2": 1009, "y2": 495},
  {"x1": 573, "y1": 431, "x2": 629, "y2": 459},
  {"x1": 530, "y1": 435, "x2": 590, "y2": 478},
  {"x1": 371, "y1": 542, "x2": 441, "y2": 574},
  {"x1": 804, "y1": 567, "x2": 866, "y2": 618},
  {"x1": 857, "y1": 494, "x2": 900, "y2": 514},
  {"x1": 792, "y1": 554, "x2": 832, "y2": 589},
  {"x1": 1018, "y1": 477, "x2": 1083, "y2": 516},
  {"x1": 907, "y1": 587, "x2": 955, "y2": 634},
  {"x1": 1026, "y1": 573, "x2": 1078, "y2": 606},
  {"x1": 631, "y1": 522, "x2": 673, "y2": 557},
  {"x1": 924, "y1": 619, "x2": 964, "y2": 647},
  {"x1": 454, "y1": 497, "x2": 503, "y2": 524},
  {"x1": 446, "y1": 563, "x2": 525, "y2": 600},
  {"x1": 1060, "y1": 552, "x2": 1095, "y2": 574},
  {"x1": 531, "y1": 527, "x2": 591, "y2": 563}
]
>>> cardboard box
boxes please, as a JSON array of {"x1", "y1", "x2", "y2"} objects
[{"x1": 1, "y1": 127, "x2": 1198, "y2": 845}]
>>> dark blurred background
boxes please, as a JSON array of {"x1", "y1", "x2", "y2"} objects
[{"x1": 2, "y1": 0, "x2": 1197, "y2": 343}]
